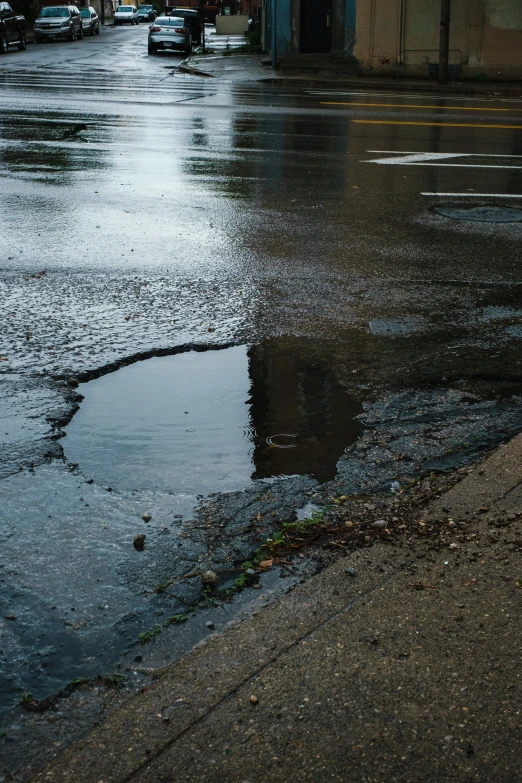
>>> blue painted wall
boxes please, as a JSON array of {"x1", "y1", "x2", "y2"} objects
[
  {"x1": 344, "y1": 0, "x2": 356, "y2": 54},
  {"x1": 267, "y1": 0, "x2": 355, "y2": 60},
  {"x1": 276, "y1": 0, "x2": 292, "y2": 57},
  {"x1": 266, "y1": 0, "x2": 292, "y2": 59}
]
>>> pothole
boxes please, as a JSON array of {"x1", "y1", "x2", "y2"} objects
[
  {"x1": 63, "y1": 340, "x2": 364, "y2": 494},
  {"x1": 433, "y1": 203, "x2": 522, "y2": 223}
]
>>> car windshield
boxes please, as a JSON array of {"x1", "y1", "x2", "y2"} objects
[
  {"x1": 117, "y1": 6, "x2": 132, "y2": 11},
  {"x1": 80, "y1": 9, "x2": 91, "y2": 16},
  {"x1": 40, "y1": 7, "x2": 69, "y2": 16},
  {"x1": 156, "y1": 16, "x2": 182, "y2": 24},
  {"x1": 138, "y1": 5, "x2": 152, "y2": 9}
]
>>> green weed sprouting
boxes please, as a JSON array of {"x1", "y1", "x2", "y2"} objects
[
  {"x1": 162, "y1": 614, "x2": 188, "y2": 627},
  {"x1": 221, "y1": 511, "x2": 325, "y2": 598},
  {"x1": 138, "y1": 624, "x2": 162, "y2": 644}
]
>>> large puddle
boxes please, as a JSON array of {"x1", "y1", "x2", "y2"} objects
[
  {"x1": 0, "y1": 338, "x2": 364, "y2": 727},
  {"x1": 64, "y1": 342, "x2": 364, "y2": 492}
]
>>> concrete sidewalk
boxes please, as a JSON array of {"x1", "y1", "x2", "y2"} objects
[
  {"x1": 32, "y1": 434, "x2": 522, "y2": 782},
  {"x1": 180, "y1": 52, "x2": 522, "y2": 96},
  {"x1": 179, "y1": 53, "x2": 264, "y2": 80}
]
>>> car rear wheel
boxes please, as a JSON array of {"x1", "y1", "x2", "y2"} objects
[
  {"x1": 0, "y1": 32, "x2": 7, "y2": 53},
  {"x1": 148, "y1": 43, "x2": 155, "y2": 54},
  {"x1": 17, "y1": 30, "x2": 26, "y2": 50}
]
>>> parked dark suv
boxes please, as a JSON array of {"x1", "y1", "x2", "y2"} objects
[
  {"x1": 166, "y1": 7, "x2": 201, "y2": 45},
  {"x1": 137, "y1": 4, "x2": 156, "y2": 21},
  {"x1": 34, "y1": 5, "x2": 83, "y2": 42},
  {"x1": 0, "y1": 2, "x2": 26, "y2": 53}
]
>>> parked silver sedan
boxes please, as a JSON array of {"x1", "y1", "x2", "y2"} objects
[
  {"x1": 147, "y1": 15, "x2": 191, "y2": 55},
  {"x1": 80, "y1": 6, "x2": 99, "y2": 35}
]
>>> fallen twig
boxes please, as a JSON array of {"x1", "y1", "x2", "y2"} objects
[{"x1": 408, "y1": 582, "x2": 437, "y2": 590}]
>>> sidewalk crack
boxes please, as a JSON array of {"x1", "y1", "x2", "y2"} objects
[{"x1": 122, "y1": 566, "x2": 403, "y2": 781}]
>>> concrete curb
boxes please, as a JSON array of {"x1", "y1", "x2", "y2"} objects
[
  {"x1": 178, "y1": 59, "x2": 215, "y2": 77},
  {"x1": 31, "y1": 432, "x2": 522, "y2": 782},
  {"x1": 180, "y1": 53, "x2": 522, "y2": 95}
]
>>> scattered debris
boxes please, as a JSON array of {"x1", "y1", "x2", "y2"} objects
[
  {"x1": 201, "y1": 570, "x2": 218, "y2": 587},
  {"x1": 408, "y1": 582, "x2": 437, "y2": 590},
  {"x1": 133, "y1": 534, "x2": 146, "y2": 551}
]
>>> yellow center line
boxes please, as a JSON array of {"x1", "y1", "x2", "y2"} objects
[
  {"x1": 351, "y1": 119, "x2": 522, "y2": 130},
  {"x1": 321, "y1": 101, "x2": 522, "y2": 113}
]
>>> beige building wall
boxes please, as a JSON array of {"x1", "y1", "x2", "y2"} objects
[{"x1": 354, "y1": 0, "x2": 522, "y2": 80}]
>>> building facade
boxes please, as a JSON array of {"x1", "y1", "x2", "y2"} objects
[
  {"x1": 267, "y1": 0, "x2": 356, "y2": 58},
  {"x1": 355, "y1": 0, "x2": 522, "y2": 80},
  {"x1": 267, "y1": 0, "x2": 522, "y2": 80}
]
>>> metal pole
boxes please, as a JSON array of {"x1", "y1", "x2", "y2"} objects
[
  {"x1": 100, "y1": 0, "x2": 105, "y2": 26},
  {"x1": 260, "y1": 0, "x2": 265, "y2": 52},
  {"x1": 270, "y1": 0, "x2": 275, "y2": 68},
  {"x1": 439, "y1": 0, "x2": 451, "y2": 84},
  {"x1": 200, "y1": 0, "x2": 205, "y2": 53}
]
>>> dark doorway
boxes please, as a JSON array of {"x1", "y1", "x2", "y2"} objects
[{"x1": 300, "y1": 0, "x2": 332, "y2": 53}]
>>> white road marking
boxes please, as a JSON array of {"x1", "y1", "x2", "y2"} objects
[
  {"x1": 378, "y1": 163, "x2": 522, "y2": 168},
  {"x1": 367, "y1": 150, "x2": 522, "y2": 158},
  {"x1": 368, "y1": 152, "x2": 465, "y2": 163},
  {"x1": 365, "y1": 151, "x2": 522, "y2": 168},
  {"x1": 421, "y1": 192, "x2": 522, "y2": 198}
]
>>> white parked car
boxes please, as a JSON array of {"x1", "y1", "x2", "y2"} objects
[{"x1": 114, "y1": 5, "x2": 138, "y2": 25}]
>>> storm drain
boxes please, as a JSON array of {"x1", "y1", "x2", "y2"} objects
[
  {"x1": 64, "y1": 341, "x2": 363, "y2": 494},
  {"x1": 434, "y1": 204, "x2": 522, "y2": 223}
]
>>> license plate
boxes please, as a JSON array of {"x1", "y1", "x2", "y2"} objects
[{"x1": 164, "y1": 42, "x2": 172, "y2": 47}]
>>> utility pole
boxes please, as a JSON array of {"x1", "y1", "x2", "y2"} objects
[
  {"x1": 438, "y1": 0, "x2": 451, "y2": 84},
  {"x1": 270, "y1": 0, "x2": 276, "y2": 68},
  {"x1": 199, "y1": 0, "x2": 205, "y2": 53}
]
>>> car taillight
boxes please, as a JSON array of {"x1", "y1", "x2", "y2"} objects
[
  {"x1": 151, "y1": 25, "x2": 161, "y2": 31},
  {"x1": 174, "y1": 27, "x2": 184, "y2": 32}
]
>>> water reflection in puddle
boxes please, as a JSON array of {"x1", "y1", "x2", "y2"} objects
[{"x1": 64, "y1": 340, "x2": 363, "y2": 492}]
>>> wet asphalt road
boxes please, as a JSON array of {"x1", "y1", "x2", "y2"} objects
[{"x1": 1, "y1": 23, "x2": 522, "y2": 774}]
